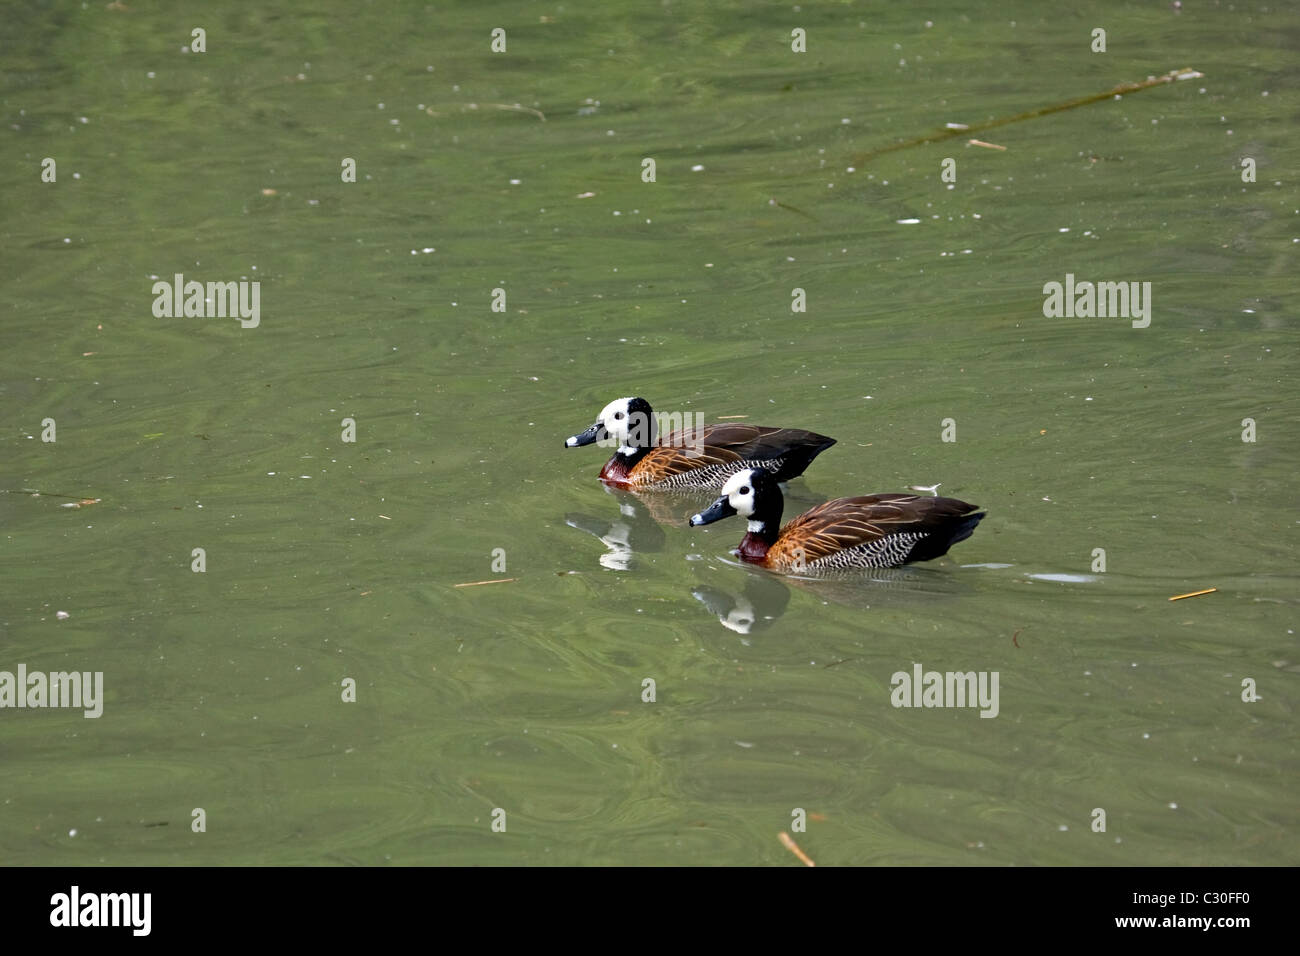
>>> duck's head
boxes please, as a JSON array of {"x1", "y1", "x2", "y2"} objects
[
  {"x1": 565, "y1": 396, "x2": 656, "y2": 455},
  {"x1": 689, "y1": 467, "x2": 784, "y2": 533}
]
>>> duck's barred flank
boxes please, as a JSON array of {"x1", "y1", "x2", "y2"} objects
[
  {"x1": 651, "y1": 457, "x2": 787, "y2": 490},
  {"x1": 804, "y1": 531, "x2": 929, "y2": 571}
]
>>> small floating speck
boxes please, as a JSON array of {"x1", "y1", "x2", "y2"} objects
[
  {"x1": 896, "y1": 218, "x2": 921, "y2": 225},
  {"x1": 56, "y1": 611, "x2": 70, "y2": 620},
  {"x1": 691, "y1": 164, "x2": 704, "y2": 172},
  {"x1": 945, "y1": 122, "x2": 969, "y2": 130}
]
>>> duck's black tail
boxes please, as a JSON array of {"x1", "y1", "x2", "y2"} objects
[
  {"x1": 905, "y1": 504, "x2": 986, "y2": 564},
  {"x1": 770, "y1": 432, "x2": 837, "y2": 482}
]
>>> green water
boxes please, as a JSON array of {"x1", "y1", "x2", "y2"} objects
[{"x1": 2, "y1": 1, "x2": 1296, "y2": 865}]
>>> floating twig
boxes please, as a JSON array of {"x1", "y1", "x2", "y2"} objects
[
  {"x1": 853, "y1": 67, "x2": 1203, "y2": 163},
  {"x1": 5, "y1": 488, "x2": 102, "y2": 507},
  {"x1": 1168, "y1": 587, "x2": 1216, "y2": 602},
  {"x1": 968, "y1": 139, "x2": 1007, "y2": 151},
  {"x1": 769, "y1": 198, "x2": 819, "y2": 221},
  {"x1": 779, "y1": 832, "x2": 816, "y2": 867},
  {"x1": 453, "y1": 578, "x2": 518, "y2": 588},
  {"x1": 478, "y1": 103, "x2": 546, "y2": 121},
  {"x1": 7, "y1": 488, "x2": 91, "y2": 499}
]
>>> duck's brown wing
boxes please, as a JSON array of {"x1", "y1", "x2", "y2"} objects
[
  {"x1": 658, "y1": 423, "x2": 836, "y2": 481},
  {"x1": 768, "y1": 494, "x2": 984, "y2": 568},
  {"x1": 631, "y1": 443, "x2": 745, "y2": 485}
]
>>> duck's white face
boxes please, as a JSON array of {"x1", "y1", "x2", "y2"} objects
[
  {"x1": 597, "y1": 397, "x2": 655, "y2": 452},
  {"x1": 719, "y1": 469, "x2": 760, "y2": 519}
]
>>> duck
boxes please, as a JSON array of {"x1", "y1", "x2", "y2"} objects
[
  {"x1": 689, "y1": 468, "x2": 985, "y2": 572},
  {"x1": 564, "y1": 397, "x2": 836, "y2": 490}
]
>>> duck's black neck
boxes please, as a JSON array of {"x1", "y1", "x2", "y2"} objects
[
  {"x1": 748, "y1": 487, "x2": 785, "y2": 540},
  {"x1": 614, "y1": 445, "x2": 650, "y2": 469}
]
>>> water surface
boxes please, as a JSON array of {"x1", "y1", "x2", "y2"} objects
[{"x1": 2, "y1": 0, "x2": 1296, "y2": 865}]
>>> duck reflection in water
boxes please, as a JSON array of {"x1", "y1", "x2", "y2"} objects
[
  {"x1": 565, "y1": 484, "x2": 689, "y2": 571},
  {"x1": 690, "y1": 561, "x2": 975, "y2": 633},
  {"x1": 692, "y1": 573, "x2": 791, "y2": 635}
]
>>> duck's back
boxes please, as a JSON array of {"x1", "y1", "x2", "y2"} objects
[
  {"x1": 654, "y1": 423, "x2": 835, "y2": 484},
  {"x1": 770, "y1": 494, "x2": 984, "y2": 570}
]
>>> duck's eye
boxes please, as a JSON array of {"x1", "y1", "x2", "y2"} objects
[
  {"x1": 739, "y1": 486, "x2": 750, "y2": 495},
  {"x1": 614, "y1": 412, "x2": 624, "y2": 420}
]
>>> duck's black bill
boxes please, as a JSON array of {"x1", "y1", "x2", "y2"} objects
[
  {"x1": 689, "y1": 497, "x2": 736, "y2": 526},
  {"x1": 565, "y1": 423, "x2": 602, "y2": 448}
]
